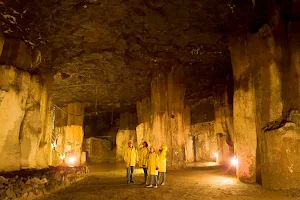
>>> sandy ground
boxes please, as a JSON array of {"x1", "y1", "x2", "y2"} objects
[{"x1": 39, "y1": 164, "x2": 299, "y2": 200}]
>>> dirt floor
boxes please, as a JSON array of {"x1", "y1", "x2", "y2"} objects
[{"x1": 39, "y1": 164, "x2": 299, "y2": 200}]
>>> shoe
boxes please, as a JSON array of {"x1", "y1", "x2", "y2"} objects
[
  {"x1": 160, "y1": 182, "x2": 165, "y2": 186},
  {"x1": 130, "y1": 180, "x2": 135, "y2": 183},
  {"x1": 153, "y1": 185, "x2": 158, "y2": 188},
  {"x1": 147, "y1": 184, "x2": 153, "y2": 188}
]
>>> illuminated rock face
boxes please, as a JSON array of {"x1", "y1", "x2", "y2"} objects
[
  {"x1": 213, "y1": 80, "x2": 233, "y2": 164},
  {"x1": 136, "y1": 67, "x2": 191, "y2": 168},
  {"x1": 116, "y1": 112, "x2": 137, "y2": 162},
  {"x1": 0, "y1": 65, "x2": 52, "y2": 171},
  {"x1": 260, "y1": 21, "x2": 300, "y2": 190},
  {"x1": 228, "y1": 6, "x2": 287, "y2": 184},
  {"x1": 191, "y1": 122, "x2": 216, "y2": 161},
  {"x1": 54, "y1": 102, "x2": 85, "y2": 166}
]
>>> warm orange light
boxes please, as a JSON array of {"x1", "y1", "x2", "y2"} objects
[
  {"x1": 51, "y1": 141, "x2": 57, "y2": 149},
  {"x1": 67, "y1": 156, "x2": 76, "y2": 165},
  {"x1": 59, "y1": 154, "x2": 65, "y2": 160},
  {"x1": 231, "y1": 157, "x2": 238, "y2": 166}
]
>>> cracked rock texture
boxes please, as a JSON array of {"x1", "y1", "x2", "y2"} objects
[{"x1": 0, "y1": 0, "x2": 232, "y2": 111}]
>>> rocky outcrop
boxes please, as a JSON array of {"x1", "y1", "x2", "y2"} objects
[
  {"x1": 0, "y1": 65, "x2": 52, "y2": 172},
  {"x1": 0, "y1": 166, "x2": 88, "y2": 200},
  {"x1": 53, "y1": 102, "x2": 85, "y2": 166},
  {"x1": 136, "y1": 67, "x2": 191, "y2": 168},
  {"x1": 227, "y1": 1, "x2": 296, "y2": 187},
  {"x1": 83, "y1": 137, "x2": 115, "y2": 164}
]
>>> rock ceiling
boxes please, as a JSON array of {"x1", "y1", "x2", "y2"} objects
[{"x1": 1, "y1": 0, "x2": 234, "y2": 111}]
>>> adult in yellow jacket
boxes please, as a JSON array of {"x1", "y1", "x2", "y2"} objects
[
  {"x1": 146, "y1": 146, "x2": 159, "y2": 188},
  {"x1": 124, "y1": 140, "x2": 138, "y2": 184},
  {"x1": 158, "y1": 144, "x2": 168, "y2": 185},
  {"x1": 139, "y1": 141, "x2": 149, "y2": 184}
]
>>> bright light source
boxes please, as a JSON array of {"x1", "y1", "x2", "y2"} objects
[
  {"x1": 51, "y1": 141, "x2": 57, "y2": 149},
  {"x1": 67, "y1": 156, "x2": 76, "y2": 165},
  {"x1": 231, "y1": 157, "x2": 238, "y2": 166},
  {"x1": 59, "y1": 154, "x2": 65, "y2": 160},
  {"x1": 214, "y1": 153, "x2": 219, "y2": 158}
]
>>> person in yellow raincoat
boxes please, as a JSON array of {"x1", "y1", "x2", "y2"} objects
[
  {"x1": 139, "y1": 141, "x2": 149, "y2": 184},
  {"x1": 146, "y1": 146, "x2": 159, "y2": 188},
  {"x1": 124, "y1": 140, "x2": 138, "y2": 184},
  {"x1": 158, "y1": 144, "x2": 168, "y2": 185}
]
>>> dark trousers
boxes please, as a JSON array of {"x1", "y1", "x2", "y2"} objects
[{"x1": 143, "y1": 168, "x2": 148, "y2": 183}]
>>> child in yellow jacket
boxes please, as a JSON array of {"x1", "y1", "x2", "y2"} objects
[
  {"x1": 158, "y1": 144, "x2": 168, "y2": 185},
  {"x1": 146, "y1": 146, "x2": 159, "y2": 188}
]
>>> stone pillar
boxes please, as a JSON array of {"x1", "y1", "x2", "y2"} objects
[
  {"x1": 37, "y1": 75, "x2": 53, "y2": 168},
  {"x1": 229, "y1": 28, "x2": 258, "y2": 183},
  {"x1": 184, "y1": 106, "x2": 193, "y2": 162},
  {"x1": 228, "y1": 7, "x2": 286, "y2": 182},
  {"x1": 54, "y1": 102, "x2": 85, "y2": 166},
  {"x1": 116, "y1": 112, "x2": 137, "y2": 161},
  {"x1": 137, "y1": 66, "x2": 190, "y2": 168},
  {"x1": 136, "y1": 97, "x2": 151, "y2": 145},
  {"x1": 0, "y1": 66, "x2": 29, "y2": 171},
  {"x1": 259, "y1": 19, "x2": 300, "y2": 189},
  {"x1": 0, "y1": 66, "x2": 53, "y2": 171},
  {"x1": 213, "y1": 83, "x2": 232, "y2": 164},
  {"x1": 287, "y1": 22, "x2": 300, "y2": 111}
]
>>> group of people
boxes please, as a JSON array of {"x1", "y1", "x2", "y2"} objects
[{"x1": 123, "y1": 140, "x2": 168, "y2": 188}]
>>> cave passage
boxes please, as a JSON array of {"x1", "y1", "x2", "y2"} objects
[{"x1": 1, "y1": 0, "x2": 300, "y2": 199}]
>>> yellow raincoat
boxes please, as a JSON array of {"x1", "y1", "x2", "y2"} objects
[
  {"x1": 158, "y1": 145, "x2": 168, "y2": 172},
  {"x1": 148, "y1": 151, "x2": 159, "y2": 175},
  {"x1": 124, "y1": 147, "x2": 138, "y2": 167},
  {"x1": 139, "y1": 147, "x2": 149, "y2": 168}
]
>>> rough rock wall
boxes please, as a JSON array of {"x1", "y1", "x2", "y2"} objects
[
  {"x1": 259, "y1": 10, "x2": 300, "y2": 189},
  {"x1": 228, "y1": 2, "x2": 294, "y2": 186},
  {"x1": 190, "y1": 121, "x2": 230, "y2": 163},
  {"x1": 116, "y1": 112, "x2": 137, "y2": 161},
  {"x1": 191, "y1": 122, "x2": 216, "y2": 161},
  {"x1": 0, "y1": 65, "x2": 52, "y2": 171},
  {"x1": 213, "y1": 80, "x2": 233, "y2": 164},
  {"x1": 184, "y1": 106, "x2": 193, "y2": 162},
  {"x1": 83, "y1": 137, "x2": 115, "y2": 163},
  {"x1": 54, "y1": 102, "x2": 85, "y2": 166},
  {"x1": 229, "y1": 28, "x2": 259, "y2": 183},
  {"x1": 262, "y1": 111, "x2": 300, "y2": 190},
  {"x1": 136, "y1": 67, "x2": 191, "y2": 168}
]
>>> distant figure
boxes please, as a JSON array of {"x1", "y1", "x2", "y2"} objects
[
  {"x1": 124, "y1": 140, "x2": 138, "y2": 184},
  {"x1": 139, "y1": 141, "x2": 149, "y2": 185},
  {"x1": 158, "y1": 144, "x2": 168, "y2": 185},
  {"x1": 147, "y1": 146, "x2": 159, "y2": 188}
]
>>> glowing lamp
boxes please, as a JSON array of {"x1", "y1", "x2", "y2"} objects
[
  {"x1": 59, "y1": 154, "x2": 65, "y2": 160},
  {"x1": 231, "y1": 157, "x2": 238, "y2": 166},
  {"x1": 68, "y1": 156, "x2": 76, "y2": 164},
  {"x1": 214, "y1": 153, "x2": 219, "y2": 158}
]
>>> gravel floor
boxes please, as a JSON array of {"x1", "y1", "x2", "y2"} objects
[{"x1": 38, "y1": 164, "x2": 298, "y2": 200}]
